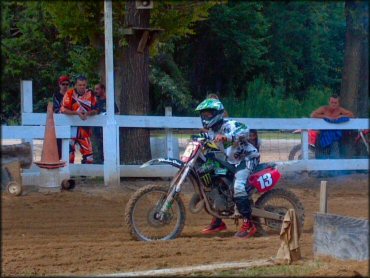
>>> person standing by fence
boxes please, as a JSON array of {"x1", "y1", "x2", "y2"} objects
[
  {"x1": 248, "y1": 129, "x2": 261, "y2": 152},
  {"x1": 91, "y1": 83, "x2": 119, "y2": 164},
  {"x1": 53, "y1": 75, "x2": 70, "y2": 159},
  {"x1": 310, "y1": 94, "x2": 354, "y2": 159},
  {"x1": 61, "y1": 75, "x2": 98, "y2": 164}
]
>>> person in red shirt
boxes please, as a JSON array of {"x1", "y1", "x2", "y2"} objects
[{"x1": 61, "y1": 75, "x2": 98, "y2": 164}]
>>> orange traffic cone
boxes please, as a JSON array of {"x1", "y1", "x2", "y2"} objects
[{"x1": 35, "y1": 102, "x2": 66, "y2": 169}]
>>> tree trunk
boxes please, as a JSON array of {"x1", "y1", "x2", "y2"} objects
[
  {"x1": 340, "y1": 1, "x2": 368, "y2": 116},
  {"x1": 340, "y1": 1, "x2": 368, "y2": 158},
  {"x1": 358, "y1": 35, "x2": 368, "y2": 118},
  {"x1": 90, "y1": 33, "x2": 106, "y2": 163},
  {"x1": 114, "y1": 51, "x2": 125, "y2": 111},
  {"x1": 119, "y1": 0, "x2": 151, "y2": 164},
  {"x1": 91, "y1": 33, "x2": 106, "y2": 85}
]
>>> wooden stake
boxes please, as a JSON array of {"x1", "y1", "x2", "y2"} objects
[{"x1": 320, "y1": 180, "x2": 327, "y2": 213}]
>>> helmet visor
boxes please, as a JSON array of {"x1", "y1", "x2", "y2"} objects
[{"x1": 200, "y1": 109, "x2": 216, "y2": 121}]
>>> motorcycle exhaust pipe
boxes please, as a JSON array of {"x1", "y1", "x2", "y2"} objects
[{"x1": 189, "y1": 193, "x2": 204, "y2": 214}]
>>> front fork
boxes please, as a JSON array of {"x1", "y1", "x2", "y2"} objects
[{"x1": 155, "y1": 165, "x2": 192, "y2": 221}]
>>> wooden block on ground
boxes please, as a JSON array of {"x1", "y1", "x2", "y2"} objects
[
  {"x1": 313, "y1": 213, "x2": 369, "y2": 261},
  {"x1": 2, "y1": 161, "x2": 22, "y2": 186}
]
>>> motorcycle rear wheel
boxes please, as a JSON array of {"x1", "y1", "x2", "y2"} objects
[
  {"x1": 288, "y1": 144, "x2": 315, "y2": 160},
  {"x1": 125, "y1": 184, "x2": 186, "y2": 241},
  {"x1": 254, "y1": 188, "x2": 305, "y2": 235}
]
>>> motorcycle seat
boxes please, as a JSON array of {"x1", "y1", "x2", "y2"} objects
[
  {"x1": 213, "y1": 158, "x2": 276, "y2": 175},
  {"x1": 253, "y1": 162, "x2": 276, "y2": 173}
]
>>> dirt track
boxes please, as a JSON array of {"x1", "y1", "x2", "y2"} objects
[{"x1": 1, "y1": 173, "x2": 368, "y2": 276}]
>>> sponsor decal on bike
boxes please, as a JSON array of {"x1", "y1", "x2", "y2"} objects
[
  {"x1": 249, "y1": 168, "x2": 281, "y2": 193},
  {"x1": 157, "y1": 158, "x2": 183, "y2": 168},
  {"x1": 201, "y1": 173, "x2": 212, "y2": 186},
  {"x1": 215, "y1": 168, "x2": 227, "y2": 175},
  {"x1": 257, "y1": 173, "x2": 273, "y2": 189}
]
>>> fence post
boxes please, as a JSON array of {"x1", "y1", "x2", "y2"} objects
[
  {"x1": 20, "y1": 80, "x2": 36, "y2": 170},
  {"x1": 301, "y1": 129, "x2": 309, "y2": 165},
  {"x1": 165, "y1": 106, "x2": 174, "y2": 158},
  {"x1": 320, "y1": 180, "x2": 328, "y2": 213},
  {"x1": 21, "y1": 80, "x2": 33, "y2": 114},
  {"x1": 103, "y1": 0, "x2": 120, "y2": 187}
]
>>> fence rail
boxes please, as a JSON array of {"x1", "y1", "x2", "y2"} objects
[
  {"x1": 21, "y1": 112, "x2": 368, "y2": 130},
  {"x1": 1, "y1": 80, "x2": 369, "y2": 186}
]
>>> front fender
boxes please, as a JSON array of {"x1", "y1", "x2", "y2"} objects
[
  {"x1": 140, "y1": 157, "x2": 184, "y2": 169},
  {"x1": 141, "y1": 158, "x2": 202, "y2": 198}
]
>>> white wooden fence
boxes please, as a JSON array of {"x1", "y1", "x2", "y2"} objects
[{"x1": 1, "y1": 80, "x2": 368, "y2": 186}]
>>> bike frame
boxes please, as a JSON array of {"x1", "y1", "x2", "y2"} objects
[{"x1": 154, "y1": 139, "x2": 284, "y2": 222}]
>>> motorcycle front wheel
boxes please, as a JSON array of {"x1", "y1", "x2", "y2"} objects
[{"x1": 125, "y1": 184, "x2": 186, "y2": 241}]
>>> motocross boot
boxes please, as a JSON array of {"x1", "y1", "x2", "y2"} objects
[
  {"x1": 234, "y1": 196, "x2": 257, "y2": 239},
  {"x1": 234, "y1": 218, "x2": 257, "y2": 239},
  {"x1": 201, "y1": 217, "x2": 227, "y2": 234}
]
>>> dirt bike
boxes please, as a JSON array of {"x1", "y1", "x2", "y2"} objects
[
  {"x1": 288, "y1": 129, "x2": 370, "y2": 160},
  {"x1": 125, "y1": 136, "x2": 305, "y2": 241}
]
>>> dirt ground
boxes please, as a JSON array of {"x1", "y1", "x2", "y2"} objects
[{"x1": 1, "y1": 173, "x2": 368, "y2": 276}]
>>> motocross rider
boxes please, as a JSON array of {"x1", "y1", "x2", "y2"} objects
[{"x1": 195, "y1": 98, "x2": 260, "y2": 239}]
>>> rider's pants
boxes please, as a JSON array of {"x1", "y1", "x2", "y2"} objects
[
  {"x1": 233, "y1": 158, "x2": 259, "y2": 220},
  {"x1": 234, "y1": 159, "x2": 258, "y2": 198}
]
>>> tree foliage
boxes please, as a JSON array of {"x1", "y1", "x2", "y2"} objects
[
  {"x1": 222, "y1": 78, "x2": 331, "y2": 118},
  {"x1": 175, "y1": 2, "x2": 270, "y2": 100},
  {"x1": 2, "y1": 1, "x2": 366, "y2": 123},
  {"x1": 174, "y1": 1, "x2": 347, "y2": 106},
  {"x1": 149, "y1": 46, "x2": 195, "y2": 115},
  {"x1": 1, "y1": 1, "x2": 72, "y2": 122}
]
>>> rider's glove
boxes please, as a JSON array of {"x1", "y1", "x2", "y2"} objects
[
  {"x1": 199, "y1": 132, "x2": 210, "y2": 140},
  {"x1": 191, "y1": 133, "x2": 209, "y2": 141},
  {"x1": 215, "y1": 134, "x2": 227, "y2": 143}
]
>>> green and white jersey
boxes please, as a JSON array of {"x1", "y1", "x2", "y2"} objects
[{"x1": 207, "y1": 120, "x2": 260, "y2": 165}]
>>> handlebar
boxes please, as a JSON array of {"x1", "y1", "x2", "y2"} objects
[{"x1": 191, "y1": 133, "x2": 210, "y2": 142}]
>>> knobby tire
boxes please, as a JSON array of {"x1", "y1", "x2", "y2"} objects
[
  {"x1": 288, "y1": 144, "x2": 303, "y2": 160},
  {"x1": 254, "y1": 188, "x2": 305, "y2": 235},
  {"x1": 125, "y1": 184, "x2": 186, "y2": 241}
]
